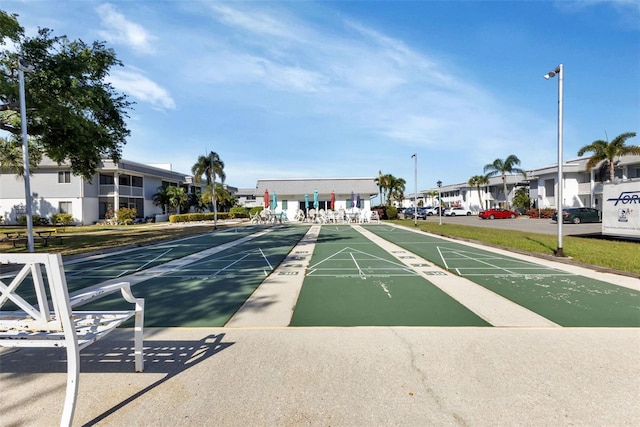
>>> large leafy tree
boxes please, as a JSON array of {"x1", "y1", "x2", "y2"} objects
[
  {"x1": 0, "y1": 11, "x2": 132, "y2": 181},
  {"x1": 0, "y1": 134, "x2": 41, "y2": 175},
  {"x1": 577, "y1": 131, "x2": 639, "y2": 182},
  {"x1": 468, "y1": 175, "x2": 489, "y2": 210},
  {"x1": 483, "y1": 155, "x2": 526, "y2": 208}
]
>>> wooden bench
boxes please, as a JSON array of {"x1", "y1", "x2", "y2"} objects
[{"x1": 0, "y1": 253, "x2": 145, "y2": 427}]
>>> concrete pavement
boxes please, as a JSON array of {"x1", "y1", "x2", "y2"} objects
[{"x1": 1, "y1": 222, "x2": 638, "y2": 426}]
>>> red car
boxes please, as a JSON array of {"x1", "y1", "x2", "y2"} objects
[{"x1": 479, "y1": 208, "x2": 518, "y2": 219}]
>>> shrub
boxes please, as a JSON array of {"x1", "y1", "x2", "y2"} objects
[
  {"x1": 52, "y1": 213, "x2": 74, "y2": 225},
  {"x1": 169, "y1": 212, "x2": 236, "y2": 223},
  {"x1": 386, "y1": 206, "x2": 398, "y2": 220},
  {"x1": 528, "y1": 208, "x2": 556, "y2": 219},
  {"x1": 249, "y1": 206, "x2": 264, "y2": 216},
  {"x1": 17, "y1": 214, "x2": 48, "y2": 225},
  {"x1": 117, "y1": 207, "x2": 137, "y2": 225},
  {"x1": 230, "y1": 206, "x2": 250, "y2": 215}
]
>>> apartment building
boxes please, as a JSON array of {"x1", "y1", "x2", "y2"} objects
[{"x1": 0, "y1": 157, "x2": 200, "y2": 225}]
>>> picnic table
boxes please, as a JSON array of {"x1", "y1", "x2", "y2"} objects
[
  {"x1": 1, "y1": 230, "x2": 63, "y2": 248},
  {"x1": 35, "y1": 229, "x2": 58, "y2": 247}
]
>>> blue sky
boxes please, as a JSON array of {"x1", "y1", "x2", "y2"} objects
[{"x1": 5, "y1": 0, "x2": 639, "y2": 196}]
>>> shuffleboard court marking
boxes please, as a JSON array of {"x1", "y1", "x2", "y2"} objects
[
  {"x1": 349, "y1": 252, "x2": 367, "y2": 280},
  {"x1": 67, "y1": 228, "x2": 275, "y2": 295},
  {"x1": 227, "y1": 225, "x2": 320, "y2": 327},
  {"x1": 353, "y1": 225, "x2": 560, "y2": 327},
  {"x1": 258, "y1": 248, "x2": 273, "y2": 275},
  {"x1": 306, "y1": 246, "x2": 417, "y2": 279},
  {"x1": 436, "y1": 246, "x2": 573, "y2": 278}
]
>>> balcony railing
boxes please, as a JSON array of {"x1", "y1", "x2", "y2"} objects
[
  {"x1": 577, "y1": 182, "x2": 604, "y2": 195},
  {"x1": 99, "y1": 185, "x2": 143, "y2": 197}
]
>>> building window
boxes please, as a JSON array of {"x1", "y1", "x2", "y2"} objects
[
  {"x1": 100, "y1": 174, "x2": 114, "y2": 185},
  {"x1": 58, "y1": 171, "x2": 71, "y2": 183},
  {"x1": 59, "y1": 201, "x2": 72, "y2": 214},
  {"x1": 119, "y1": 174, "x2": 131, "y2": 186},
  {"x1": 544, "y1": 179, "x2": 555, "y2": 196},
  {"x1": 132, "y1": 175, "x2": 143, "y2": 187}
]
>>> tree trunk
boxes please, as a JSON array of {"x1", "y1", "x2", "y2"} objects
[
  {"x1": 502, "y1": 175, "x2": 508, "y2": 208},
  {"x1": 610, "y1": 161, "x2": 615, "y2": 182}
]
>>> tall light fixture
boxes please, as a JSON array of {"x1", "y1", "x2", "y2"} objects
[
  {"x1": 412, "y1": 153, "x2": 417, "y2": 226},
  {"x1": 437, "y1": 180, "x2": 442, "y2": 226},
  {"x1": 19, "y1": 57, "x2": 34, "y2": 252},
  {"x1": 544, "y1": 64, "x2": 564, "y2": 257},
  {"x1": 210, "y1": 151, "x2": 218, "y2": 230}
]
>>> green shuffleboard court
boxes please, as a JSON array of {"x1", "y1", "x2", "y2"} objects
[
  {"x1": 76, "y1": 225, "x2": 310, "y2": 327},
  {"x1": 290, "y1": 225, "x2": 490, "y2": 327},
  {"x1": 364, "y1": 225, "x2": 640, "y2": 327},
  {"x1": 62, "y1": 226, "x2": 261, "y2": 294}
]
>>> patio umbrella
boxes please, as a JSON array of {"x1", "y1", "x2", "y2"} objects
[
  {"x1": 350, "y1": 191, "x2": 354, "y2": 210},
  {"x1": 272, "y1": 192, "x2": 277, "y2": 210},
  {"x1": 304, "y1": 194, "x2": 309, "y2": 210},
  {"x1": 264, "y1": 189, "x2": 269, "y2": 209},
  {"x1": 313, "y1": 189, "x2": 319, "y2": 209},
  {"x1": 330, "y1": 191, "x2": 335, "y2": 210},
  {"x1": 356, "y1": 193, "x2": 361, "y2": 209}
]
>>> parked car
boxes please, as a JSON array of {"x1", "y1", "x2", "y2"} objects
[
  {"x1": 552, "y1": 207, "x2": 601, "y2": 224},
  {"x1": 444, "y1": 207, "x2": 472, "y2": 216},
  {"x1": 424, "y1": 206, "x2": 442, "y2": 216},
  {"x1": 479, "y1": 208, "x2": 518, "y2": 219},
  {"x1": 405, "y1": 207, "x2": 427, "y2": 220}
]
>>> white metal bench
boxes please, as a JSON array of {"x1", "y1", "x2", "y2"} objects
[{"x1": 0, "y1": 253, "x2": 144, "y2": 427}]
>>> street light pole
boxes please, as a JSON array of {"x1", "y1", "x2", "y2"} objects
[
  {"x1": 18, "y1": 58, "x2": 34, "y2": 252},
  {"x1": 210, "y1": 151, "x2": 218, "y2": 230},
  {"x1": 412, "y1": 153, "x2": 417, "y2": 226},
  {"x1": 437, "y1": 180, "x2": 442, "y2": 226},
  {"x1": 545, "y1": 64, "x2": 564, "y2": 257}
]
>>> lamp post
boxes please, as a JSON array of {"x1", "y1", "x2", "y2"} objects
[
  {"x1": 210, "y1": 152, "x2": 218, "y2": 230},
  {"x1": 18, "y1": 58, "x2": 34, "y2": 252},
  {"x1": 544, "y1": 64, "x2": 564, "y2": 257},
  {"x1": 412, "y1": 153, "x2": 417, "y2": 226},
  {"x1": 437, "y1": 180, "x2": 442, "y2": 226}
]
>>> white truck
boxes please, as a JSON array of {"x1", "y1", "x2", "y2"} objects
[{"x1": 602, "y1": 179, "x2": 640, "y2": 238}]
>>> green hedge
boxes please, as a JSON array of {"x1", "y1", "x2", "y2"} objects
[{"x1": 169, "y1": 212, "x2": 249, "y2": 223}]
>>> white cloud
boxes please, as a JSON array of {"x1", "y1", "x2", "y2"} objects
[
  {"x1": 107, "y1": 68, "x2": 175, "y2": 110},
  {"x1": 96, "y1": 3, "x2": 157, "y2": 54},
  {"x1": 208, "y1": 2, "x2": 308, "y2": 42}
]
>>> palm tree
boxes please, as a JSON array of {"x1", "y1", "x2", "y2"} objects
[
  {"x1": 152, "y1": 185, "x2": 170, "y2": 214},
  {"x1": 375, "y1": 172, "x2": 394, "y2": 206},
  {"x1": 192, "y1": 151, "x2": 225, "y2": 225},
  {"x1": 577, "y1": 131, "x2": 639, "y2": 182},
  {"x1": 191, "y1": 151, "x2": 226, "y2": 186},
  {"x1": 483, "y1": 155, "x2": 526, "y2": 208},
  {"x1": 375, "y1": 170, "x2": 383, "y2": 205},
  {"x1": 166, "y1": 185, "x2": 187, "y2": 214},
  {"x1": 387, "y1": 176, "x2": 406, "y2": 206},
  {"x1": 426, "y1": 190, "x2": 439, "y2": 207},
  {"x1": 468, "y1": 175, "x2": 489, "y2": 210}
]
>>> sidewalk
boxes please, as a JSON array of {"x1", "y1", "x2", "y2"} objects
[{"x1": 2, "y1": 327, "x2": 638, "y2": 426}]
